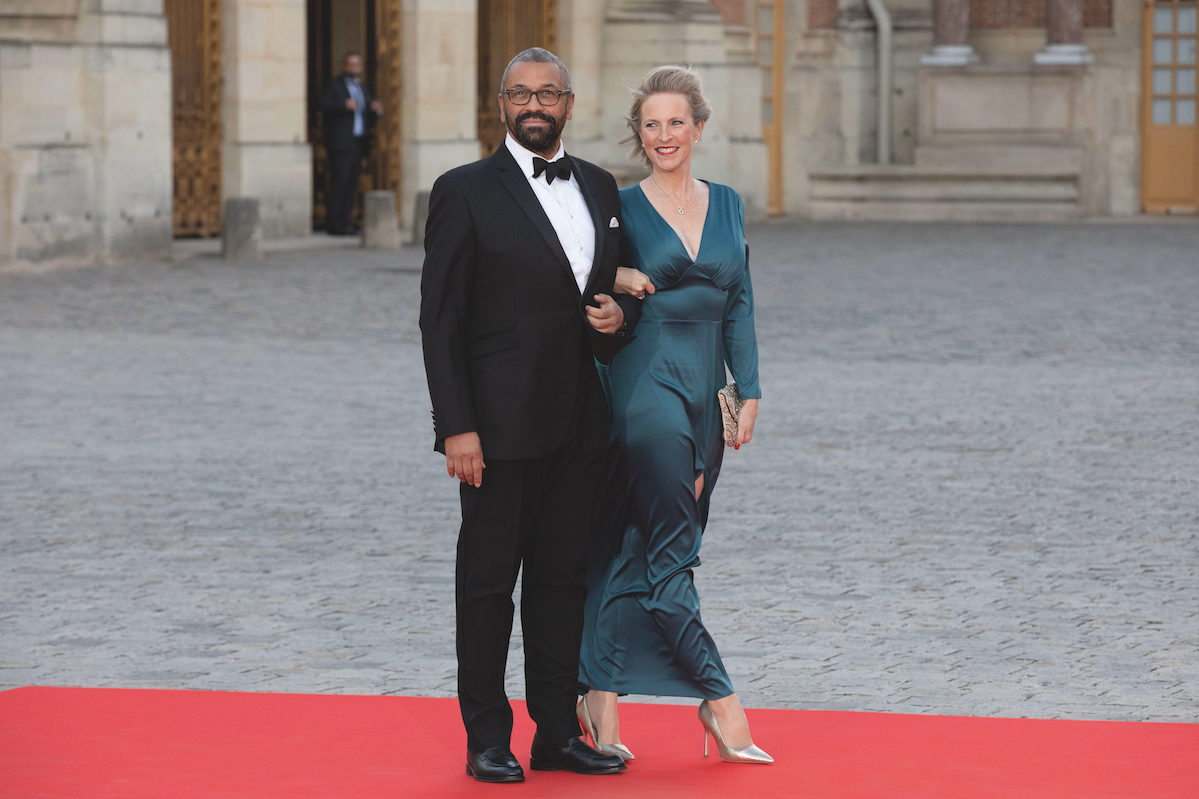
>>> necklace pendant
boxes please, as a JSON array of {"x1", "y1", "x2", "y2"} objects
[{"x1": 677, "y1": 207, "x2": 685, "y2": 215}]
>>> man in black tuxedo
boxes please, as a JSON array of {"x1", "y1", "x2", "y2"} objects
[
  {"x1": 420, "y1": 47, "x2": 641, "y2": 783},
  {"x1": 318, "y1": 52, "x2": 382, "y2": 235}
]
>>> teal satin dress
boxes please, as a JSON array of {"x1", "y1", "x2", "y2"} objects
[{"x1": 578, "y1": 181, "x2": 761, "y2": 699}]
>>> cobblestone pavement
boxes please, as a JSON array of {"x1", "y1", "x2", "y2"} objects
[{"x1": 2, "y1": 222, "x2": 1197, "y2": 722}]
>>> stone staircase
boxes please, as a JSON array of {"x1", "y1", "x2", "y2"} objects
[{"x1": 807, "y1": 145, "x2": 1084, "y2": 222}]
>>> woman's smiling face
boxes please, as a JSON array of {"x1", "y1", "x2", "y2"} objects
[{"x1": 638, "y1": 92, "x2": 704, "y2": 173}]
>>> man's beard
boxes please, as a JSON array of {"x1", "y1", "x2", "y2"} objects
[{"x1": 508, "y1": 110, "x2": 565, "y2": 153}]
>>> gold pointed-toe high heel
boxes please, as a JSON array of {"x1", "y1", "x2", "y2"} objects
[
  {"x1": 698, "y1": 700, "x2": 773, "y2": 764},
  {"x1": 577, "y1": 695, "x2": 636, "y2": 761}
]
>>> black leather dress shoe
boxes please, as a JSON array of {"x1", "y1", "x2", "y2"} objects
[
  {"x1": 529, "y1": 733, "x2": 627, "y2": 775},
  {"x1": 465, "y1": 747, "x2": 525, "y2": 783}
]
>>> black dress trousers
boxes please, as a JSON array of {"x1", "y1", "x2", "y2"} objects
[
  {"x1": 454, "y1": 352, "x2": 608, "y2": 753},
  {"x1": 325, "y1": 137, "x2": 366, "y2": 234}
]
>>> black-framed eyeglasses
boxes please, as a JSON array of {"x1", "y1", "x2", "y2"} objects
[{"x1": 502, "y1": 88, "x2": 571, "y2": 106}]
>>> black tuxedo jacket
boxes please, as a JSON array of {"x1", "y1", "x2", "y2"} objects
[
  {"x1": 420, "y1": 145, "x2": 641, "y2": 461},
  {"x1": 318, "y1": 75, "x2": 379, "y2": 151}
]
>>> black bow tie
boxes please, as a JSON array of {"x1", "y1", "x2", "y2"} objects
[{"x1": 532, "y1": 157, "x2": 572, "y2": 184}]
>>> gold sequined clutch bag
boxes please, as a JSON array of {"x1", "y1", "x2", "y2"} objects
[{"x1": 717, "y1": 383, "x2": 744, "y2": 447}]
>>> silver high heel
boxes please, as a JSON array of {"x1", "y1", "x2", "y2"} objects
[
  {"x1": 577, "y1": 695, "x2": 636, "y2": 761},
  {"x1": 698, "y1": 700, "x2": 773, "y2": 764}
]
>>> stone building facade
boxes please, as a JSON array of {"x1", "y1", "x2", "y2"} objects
[
  {"x1": 0, "y1": 1, "x2": 173, "y2": 265},
  {"x1": 0, "y1": 0, "x2": 1192, "y2": 266},
  {"x1": 791, "y1": 0, "x2": 1172, "y2": 219}
]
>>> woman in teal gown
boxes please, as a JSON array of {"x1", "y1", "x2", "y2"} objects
[{"x1": 577, "y1": 66, "x2": 771, "y2": 765}]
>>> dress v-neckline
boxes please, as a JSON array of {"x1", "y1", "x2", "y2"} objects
[{"x1": 636, "y1": 181, "x2": 712, "y2": 264}]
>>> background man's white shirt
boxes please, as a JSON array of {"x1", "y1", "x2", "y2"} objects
[
  {"x1": 504, "y1": 134, "x2": 595, "y2": 292},
  {"x1": 346, "y1": 77, "x2": 366, "y2": 137}
]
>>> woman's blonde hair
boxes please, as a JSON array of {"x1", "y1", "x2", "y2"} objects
[{"x1": 621, "y1": 65, "x2": 712, "y2": 168}]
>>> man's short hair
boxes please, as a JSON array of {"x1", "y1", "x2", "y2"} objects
[{"x1": 499, "y1": 47, "x2": 571, "y2": 93}]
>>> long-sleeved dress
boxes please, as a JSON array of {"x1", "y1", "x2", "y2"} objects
[{"x1": 578, "y1": 181, "x2": 761, "y2": 699}]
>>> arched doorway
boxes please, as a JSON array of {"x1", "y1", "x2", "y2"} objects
[
  {"x1": 477, "y1": 0, "x2": 558, "y2": 157},
  {"x1": 165, "y1": 0, "x2": 222, "y2": 237},
  {"x1": 307, "y1": 0, "x2": 402, "y2": 231}
]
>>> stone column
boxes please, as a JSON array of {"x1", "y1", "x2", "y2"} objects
[
  {"x1": 400, "y1": 0, "x2": 480, "y2": 241},
  {"x1": 556, "y1": 0, "x2": 607, "y2": 153},
  {"x1": 221, "y1": 0, "x2": 313, "y2": 238},
  {"x1": 920, "y1": 0, "x2": 979, "y2": 66},
  {"x1": 1035, "y1": 0, "x2": 1093, "y2": 65}
]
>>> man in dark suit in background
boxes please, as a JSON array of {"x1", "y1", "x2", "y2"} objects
[
  {"x1": 419, "y1": 48, "x2": 641, "y2": 783},
  {"x1": 318, "y1": 52, "x2": 382, "y2": 236}
]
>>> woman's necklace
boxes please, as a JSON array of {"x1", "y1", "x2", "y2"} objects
[{"x1": 651, "y1": 175, "x2": 692, "y2": 215}]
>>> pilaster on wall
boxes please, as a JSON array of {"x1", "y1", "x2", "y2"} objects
[
  {"x1": 556, "y1": 0, "x2": 606, "y2": 149},
  {"x1": 723, "y1": 21, "x2": 769, "y2": 219},
  {"x1": 600, "y1": 0, "x2": 727, "y2": 176},
  {"x1": 0, "y1": 0, "x2": 172, "y2": 265},
  {"x1": 573, "y1": 0, "x2": 766, "y2": 216},
  {"x1": 221, "y1": 0, "x2": 312, "y2": 238},
  {"x1": 400, "y1": 0, "x2": 480, "y2": 237},
  {"x1": 1078, "y1": 0, "x2": 1142, "y2": 215}
]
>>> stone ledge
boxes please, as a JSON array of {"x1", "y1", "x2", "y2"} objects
[
  {"x1": 810, "y1": 181, "x2": 1079, "y2": 203},
  {"x1": 807, "y1": 199, "x2": 1084, "y2": 222},
  {"x1": 915, "y1": 144, "x2": 1084, "y2": 172},
  {"x1": 809, "y1": 164, "x2": 1083, "y2": 180},
  {"x1": 0, "y1": 0, "x2": 79, "y2": 18}
]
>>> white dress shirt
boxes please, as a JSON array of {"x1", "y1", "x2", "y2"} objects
[
  {"x1": 346, "y1": 77, "x2": 366, "y2": 137},
  {"x1": 504, "y1": 134, "x2": 595, "y2": 293}
]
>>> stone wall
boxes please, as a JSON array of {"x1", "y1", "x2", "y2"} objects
[
  {"x1": 399, "y1": 0, "x2": 480, "y2": 236},
  {"x1": 0, "y1": 0, "x2": 172, "y2": 266},
  {"x1": 785, "y1": 0, "x2": 1145, "y2": 216},
  {"x1": 561, "y1": 0, "x2": 768, "y2": 220},
  {"x1": 788, "y1": 0, "x2": 935, "y2": 213},
  {"x1": 962, "y1": 0, "x2": 1142, "y2": 214}
]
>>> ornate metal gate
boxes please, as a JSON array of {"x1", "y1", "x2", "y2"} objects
[
  {"x1": 166, "y1": 0, "x2": 222, "y2": 237},
  {"x1": 477, "y1": 0, "x2": 558, "y2": 157}
]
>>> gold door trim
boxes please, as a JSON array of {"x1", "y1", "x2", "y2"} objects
[
  {"x1": 1140, "y1": 0, "x2": 1199, "y2": 213},
  {"x1": 166, "y1": 0, "x2": 222, "y2": 237},
  {"x1": 373, "y1": 0, "x2": 403, "y2": 202},
  {"x1": 756, "y1": 0, "x2": 786, "y2": 216},
  {"x1": 477, "y1": 0, "x2": 558, "y2": 158}
]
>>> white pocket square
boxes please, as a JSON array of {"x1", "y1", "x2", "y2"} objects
[{"x1": 609, "y1": 217, "x2": 619, "y2": 229}]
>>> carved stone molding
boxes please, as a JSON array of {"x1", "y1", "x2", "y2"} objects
[
  {"x1": 1036, "y1": 0, "x2": 1093, "y2": 64},
  {"x1": 921, "y1": 0, "x2": 978, "y2": 66}
]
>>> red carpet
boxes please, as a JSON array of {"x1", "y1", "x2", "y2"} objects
[{"x1": 1, "y1": 687, "x2": 1195, "y2": 798}]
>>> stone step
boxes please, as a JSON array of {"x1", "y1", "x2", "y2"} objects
[
  {"x1": 807, "y1": 164, "x2": 1082, "y2": 222},
  {"x1": 915, "y1": 144, "x2": 1084, "y2": 172},
  {"x1": 806, "y1": 199, "x2": 1083, "y2": 222}
]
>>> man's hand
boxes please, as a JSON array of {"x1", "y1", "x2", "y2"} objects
[
  {"x1": 586, "y1": 294, "x2": 625, "y2": 335},
  {"x1": 369, "y1": 99, "x2": 383, "y2": 115},
  {"x1": 346, "y1": 98, "x2": 359, "y2": 111},
  {"x1": 445, "y1": 431, "x2": 485, "y2": 487}
]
